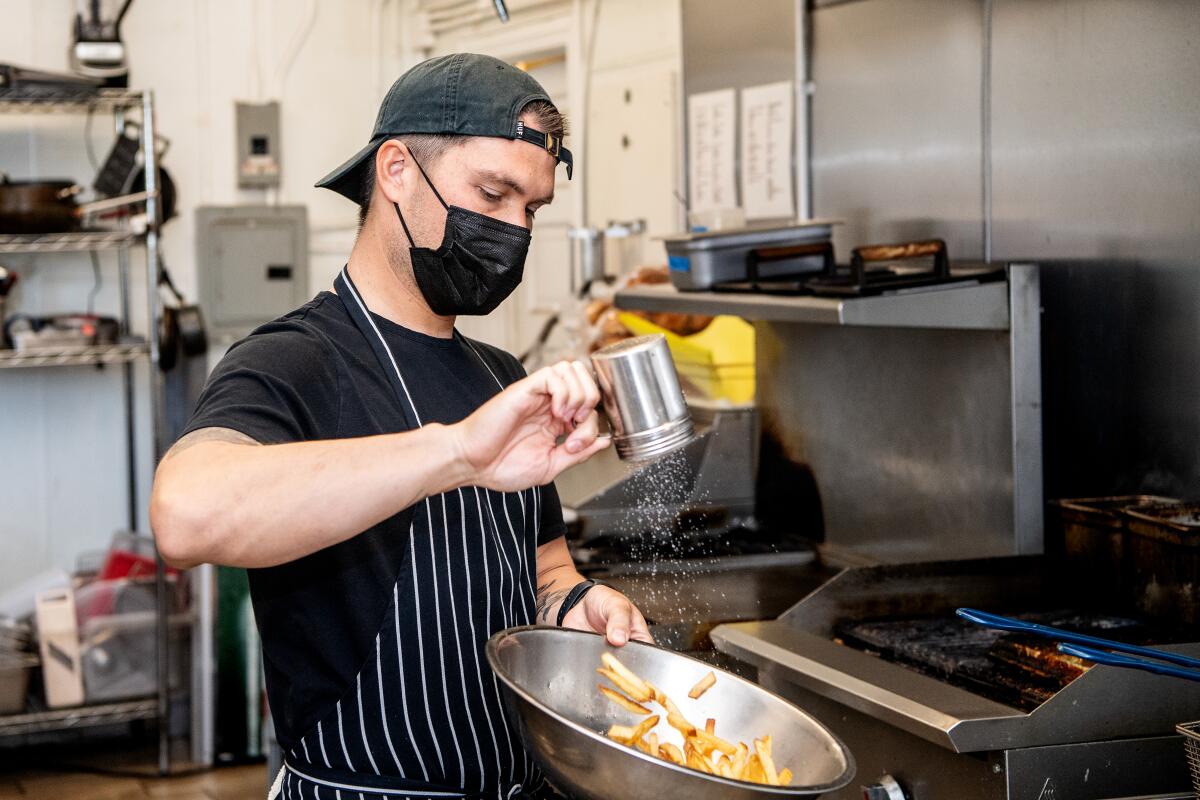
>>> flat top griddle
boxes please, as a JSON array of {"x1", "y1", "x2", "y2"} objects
[{"x1": 835, "y1": 611, "x2": 1174, "y2": 711}]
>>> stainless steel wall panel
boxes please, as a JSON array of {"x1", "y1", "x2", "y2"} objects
[
  {"x1": 756, "y1": 321, "x2": 1018, "y2": 562},
  {"x1": 990, "y1": 0, "x2": 1200, "y2": 497},
  {"x1": 810, "y1": 0, "x2": 984, "y2": 260}
]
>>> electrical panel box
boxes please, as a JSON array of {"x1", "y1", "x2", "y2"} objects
[
  {"x1": 195, "y1": 205, "x2": 308, "y2": 339},
  {"x1": 236, "y1": 101, "x2": 282, "y2": 188}
]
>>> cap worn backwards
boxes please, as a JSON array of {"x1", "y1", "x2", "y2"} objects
[{"x1": 315, "y1": 53, "x2": 572, "y2": 203}]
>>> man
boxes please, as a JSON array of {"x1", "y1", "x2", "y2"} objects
[{"x1": 151, "y1": 54, "x2": 652, "y2": 800}]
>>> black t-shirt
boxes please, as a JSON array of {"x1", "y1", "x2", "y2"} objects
[{"x1": 183, "y1": 291, "x2": 565, "y2": 758}]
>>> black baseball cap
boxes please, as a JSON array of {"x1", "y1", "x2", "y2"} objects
[{"x1": 316, "y1": 53, "x2": 573, "y2": 203}]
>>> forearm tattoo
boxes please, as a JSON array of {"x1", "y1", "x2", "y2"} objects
[
  {"x1": 534, "y1": 581, "x2": 572, "y2": 625},
  {"x1": 163, "y1": 426, "x2": 260, "y2": 461}
]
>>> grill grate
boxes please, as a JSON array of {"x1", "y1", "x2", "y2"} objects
[{"x1": 1178, "y1": 721, "x2": 1200, "y2": 797}]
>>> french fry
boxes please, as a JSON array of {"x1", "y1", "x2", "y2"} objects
[
  {"x1": 689, "y1": 671, "x2": 717, "y2": 699},
  {"x1": 754, "y1": 737, "x2": 779, "y2": 786},
  {"x1": 692, "y1": 729, "x2": 738, "y2": 756},
  {"x1": 607, "y1": 724, "x2": 636, "y2": 743},
  {"x1": 601, "y1": 653, "x2": 653, "y2": 700},
  {"x1": 686, "y1": 747, "x2": 714, "y2": 774},
  {"x1": 626, "y1": 714, "x2": 660, "y2": 746},
  {"x1": 745, "y1": 754, "x2": 765, "y2": 784},
  {"x1": 596, "y1": 667, "x2": 653, "y2": 704},
  {"x1": 598, "y1": 685, "x2": 651, "y2": 715},
  {"x1": 594, "y1": 654, "x2": 795, "y2": 786},
  {"x1": 659, "y1": 742, "x2": 685, "y2": 765}
]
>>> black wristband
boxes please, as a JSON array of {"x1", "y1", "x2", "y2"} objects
[{"x1": 556, "y1": 579, "x2": 598, "y2": 627}]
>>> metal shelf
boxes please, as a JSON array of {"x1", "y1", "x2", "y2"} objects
[
  {"x1": 0, "y1": 343, "x2": 148, "y2": 369},
  {"x1": 0, "y1": 87, "x2": 143, "y2": 114},
  {"x1": 0, "y1": 230, "x2": 142, "y2": 254},
  {"x1": 614, "y1": 280, "x2": 1012, "y2": 331},
  {"x1": 0, "y1": 700, "x2": 158, "y2": 738}
]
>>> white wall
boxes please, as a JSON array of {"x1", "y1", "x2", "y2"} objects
[{"x1": 0, "y1": 0, "x2": 405, "y2": 588}]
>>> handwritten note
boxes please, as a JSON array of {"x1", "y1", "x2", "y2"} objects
[
  {"x1": 740, "y1": 81, "x2": 795, "y2": 221},
  {"x1": 687, "y1": 89, "x2": 737, "y2": 214}
]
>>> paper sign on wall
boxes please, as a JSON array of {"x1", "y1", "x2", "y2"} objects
[
  {"x1": 740, "y1": 81, "x2": 795, "y2": 221},
  {"x1": 687, "y1": 89, "x2": 737, "y2": 214}
]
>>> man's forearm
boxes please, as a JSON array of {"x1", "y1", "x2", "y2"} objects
[
  {"x1": 150, "y1": 424, "x2": 470, "y2": 569},
  {"x1": 534, "y1": 536, "x2": 586, "y2": 625}
]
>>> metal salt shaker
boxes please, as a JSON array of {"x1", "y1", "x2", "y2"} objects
[{"x1": 590, "y1": 334, "x2": 694, "y2": 460}]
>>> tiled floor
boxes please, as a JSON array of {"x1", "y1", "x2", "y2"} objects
[{"x1": 0, "y1": 763, "x2": 267, "y2": 799}]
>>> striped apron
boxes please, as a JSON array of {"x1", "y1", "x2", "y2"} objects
[{"x1": 270, "y1": 266, "x2": 549, "y2": 800}]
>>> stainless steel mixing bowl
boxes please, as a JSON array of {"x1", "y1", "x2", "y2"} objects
[{"x1": 487, "y1": 627, "x2": 854, "y2": 799}]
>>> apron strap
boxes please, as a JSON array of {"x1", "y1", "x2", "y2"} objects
[{"x1": 335, "y1": 266, "x2": 423, "y2": 432}]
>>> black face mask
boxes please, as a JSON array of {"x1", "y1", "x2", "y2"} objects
[{"x1": 395, "y1": 156, "x2": 531, "y2": 316}]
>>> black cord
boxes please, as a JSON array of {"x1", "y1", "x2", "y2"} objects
[{"x1": 87, "y1": 251, "x2": 102, "y2": 315}]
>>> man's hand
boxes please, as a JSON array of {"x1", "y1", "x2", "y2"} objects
[
  {"x1": 562, "y1": 585, "x2": 654, "y2": 647},
  {"x1": 452, "y1": 360, "x2": 609, "y2": 492}
]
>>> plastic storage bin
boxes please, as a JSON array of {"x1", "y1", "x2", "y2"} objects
[{"x1": 618, "y1": 312, "x2": 756, "y2": 403}]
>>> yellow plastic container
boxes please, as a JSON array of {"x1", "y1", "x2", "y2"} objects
[{"x1": 616, "y1": 312, "x2": 755, "y2": 403}]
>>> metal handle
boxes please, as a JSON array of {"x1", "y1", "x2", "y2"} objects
[
  {"x1": 745, "y1": 241, "x2": 836, "y2": 287},
  {"x1": 956, "y1": 608, "x2": 1200, "y2": 670},
  {"x1": 1059, "y1": 643, "x2": 1200, "y2": 683},
  {"x1": 76, "y1": 189, "x2": 156, "y2": 217},
  {"x1": 851, "y1": 238, "x2": 950, "y2": 287}
]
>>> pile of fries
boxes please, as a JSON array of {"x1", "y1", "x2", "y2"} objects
[{"x1": 596, "y1": 653, "x2": 794, "y2": 787}]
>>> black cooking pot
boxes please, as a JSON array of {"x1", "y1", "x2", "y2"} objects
[{"x1": 0, "y1": 175, "x2": 83, "y2": 233}]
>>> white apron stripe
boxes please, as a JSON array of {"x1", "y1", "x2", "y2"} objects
[
  {"x1": 356, "y1": 673, "x2": 380, "y2": 775},
  {"x1": 376, "y1": 633, "x2": 405, "y2": 776},
  {"x1": 441, "y1": 492, "x2": 486, "y2": 791},
  {"x1": 498, "y1": 494, "x2": 535, "y2": 620},
  {"x1": 458, "y1": 489, "x2": 505, "y2": 781},
  {"x1": 410, "y1": 527, "x2": 448, "y2": 777},
  {"x1": 482, "y1": 491, "x2": 534, "y2": 783},
  {"x1": 337, "y1": 700, "x2": 356, "y2": 772},
  {"x1": 474, "y1": 487, "x2": 518, "y2": 779},
  {"x1": 318, "y1": 721, "x2": 332, "y2": 768},
  {"x1": 395, "y1": 579, "x2": 430, "y2": 782},
  {"x1": 425, "y1": 498, "x2": 466, "y2": 785}
]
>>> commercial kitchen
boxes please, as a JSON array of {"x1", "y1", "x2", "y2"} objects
[{"x1": 1, "y1": 1, "x2": 1198, "y2": 798}]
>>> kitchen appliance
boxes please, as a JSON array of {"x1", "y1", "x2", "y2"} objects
[
  {"x1": 486, "y1": 626, "x2": 855, "y2": 799},
  {"x1": 1050, "y1": 496, "x2": 1200, "y2": 626},
  {"x1": 71, "y1": 0, "x2": 135, "y2": 87},
  {"x1": 591, "y1": 334, "x2": 694, "y2": 461},
  {"x1": 662, "y1": 222, "x2": 835, "y2": 291},
  {"x1": 711, "y1": 556, "x2": 1200, "y2": 799}
]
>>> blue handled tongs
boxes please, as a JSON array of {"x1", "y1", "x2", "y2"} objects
[{"x1": 956, "y1": 607, "x2": 1200, "y2": 683}]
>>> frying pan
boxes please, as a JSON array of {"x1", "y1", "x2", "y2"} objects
[
  {"x1": 487, "y1": 626, "x2": 855, "y2": 799},
  {"x1": 0, "y1": 173, "x2": 157, "y2": 233},
  {"x1": 0, "y1": 177, "x2": 81, "y2": 232}
]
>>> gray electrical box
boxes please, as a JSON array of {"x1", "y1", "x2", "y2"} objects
[
  {"x1": 236, "y1": 101, "x2": 282, "y2": 188},
  {"x1": 195, "y1": 205, "x2": 309, "y2": 339}
]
